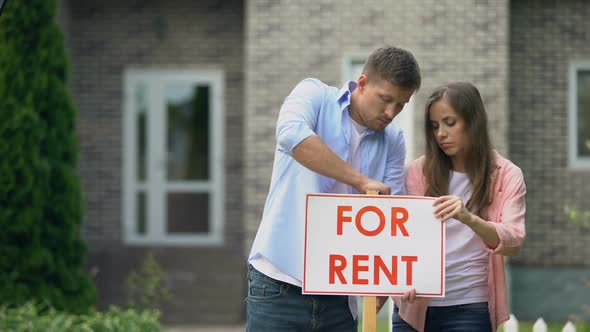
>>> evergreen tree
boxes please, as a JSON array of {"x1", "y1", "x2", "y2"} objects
[{"x1": 0, "y1": 0, "x2": 96, "y2": 312}]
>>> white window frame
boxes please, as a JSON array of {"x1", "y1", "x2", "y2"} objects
[
  {"x1": 123, "y1": 68, "x2": 225, "y2": 246},
  {"x1": 342, "y1": 53, "x2": 416, "y2": 164},
  {"x1": 569, "y1": 62, "x2": 590, "y2": 169}
]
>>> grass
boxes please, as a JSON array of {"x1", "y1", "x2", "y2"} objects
[
  {"x1": 497, "y1": 320, "x2": 590, "y2": 332},
  {"x1": 355, "y1": 320, "x2": 590, "y2": 332},
  {"x1": 357, "y1": 320, "x2": 390, "y2": 332}
]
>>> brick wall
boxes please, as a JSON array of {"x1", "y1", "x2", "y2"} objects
[
  {"x1": 510, "y1": 0, "x2": 590, "y2": 266},
  {"x1": 244, "y1": 0, "x2": 510, "y2": 253},
  {"x1": 62, "y1": 0, "x2": 245, "y2": 324}
]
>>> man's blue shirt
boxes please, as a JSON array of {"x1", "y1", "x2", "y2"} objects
[{"x1": 248, "y1": 78, "x2": 406, "y2": 280}]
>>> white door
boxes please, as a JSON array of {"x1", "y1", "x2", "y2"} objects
[{"x1": 123, "y1": 69, "x2": 225, "y2": 246}]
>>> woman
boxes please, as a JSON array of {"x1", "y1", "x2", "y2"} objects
[{"x1": 392, "y1": 82, "x2": 526, "y2": 331}]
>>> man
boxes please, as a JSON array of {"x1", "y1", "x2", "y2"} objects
[{"x1": 247, "y1": 46, "x2": 421, "y2": 331}]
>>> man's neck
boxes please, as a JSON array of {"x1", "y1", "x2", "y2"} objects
[{"x1": 348, "y1": 90, "x2": 365, "y2": 126}]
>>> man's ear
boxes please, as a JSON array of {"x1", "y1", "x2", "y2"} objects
[{"x1": 357, "y1": 74, "x2": 368, "y2": 92}]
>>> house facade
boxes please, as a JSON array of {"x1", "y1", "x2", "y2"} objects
[{"x1": 57, "y1": 0, "x2": 589, "y2": 324}]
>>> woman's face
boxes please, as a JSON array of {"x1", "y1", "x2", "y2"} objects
[{"x1": 429, "y1": 97, "x2": 469, "y2": 164}]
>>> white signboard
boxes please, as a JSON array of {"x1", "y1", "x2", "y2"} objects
[{"x1": 303, "y1": 194, "x2": 445, "y2": 297}]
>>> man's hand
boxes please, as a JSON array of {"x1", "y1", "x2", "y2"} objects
[
  {"x1": 401, "y1": 288, "x2": 417, "y2": 304},
  {"x1": 358, "y1": 178, "x2": 391, "y2": 196},
  {"x1": 376, "y1": 296, "x2": 389, "y2": 313}
]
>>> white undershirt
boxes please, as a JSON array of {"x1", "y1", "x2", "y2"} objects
[
  {"x1": 249, "y1": 116, "x2": 367, "y2": 318},
  {"x1": 331, "y1": 117, "x2": 367, "y2": 194},
  {"x1": 429, "y1": 171, "x2": 490, "y2": 306}
]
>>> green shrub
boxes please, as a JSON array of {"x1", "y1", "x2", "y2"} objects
[
  {"x1": 0, "y1": 0, "x2": 96, "y2": 312},
  {"x1": 126, "y1": 253, "x2": 173, "y2": 311},
  {"x1": 0, "y1": 303, "x2": 163, "y2": 332},
  {"x1": 564, "y1": 206, "x2": 590, "y2": 325},
  {"x1": 564, "y1": 205, "x2": 590, "y2": 229}
]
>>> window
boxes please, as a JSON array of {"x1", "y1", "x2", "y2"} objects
[
  {"x1": 123, "y1": 69, "x2": 225, "y2": 245},
  {"x1": 342, "y1": 53, "x2": 416, "y2": 164},
  {"x1": 569, "y1": 63, "x2": 590, "y2": 169}
]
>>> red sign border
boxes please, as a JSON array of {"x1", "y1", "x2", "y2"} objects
[{"x1": 303, "y1": 194, "x2": 444, "y2": 296}]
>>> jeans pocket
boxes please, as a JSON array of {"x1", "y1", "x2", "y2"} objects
[{"x1": 248, "y1": 277, "x2": 283, "y2": 300}]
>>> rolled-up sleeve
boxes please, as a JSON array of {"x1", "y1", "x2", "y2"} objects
[
  {"x1": 405, "y1": 158, "x2": 426, "y2": 196},
  {"x1": 488, "y1": 166, "x2": 527, "y2": 256},
  {"x1": 276, "y1": 79, "x2": 323, "y2": 156}
]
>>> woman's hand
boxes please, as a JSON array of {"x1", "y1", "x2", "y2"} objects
[
  {"x1": 401, "y1": 288, "x2": 417, "y2": 304},
  {"x1": 434, "y1": 195, "x2": 501, "y2": 249},
  {"x1": 433, "y1": 195, "x2": 473, "y2": 225}
]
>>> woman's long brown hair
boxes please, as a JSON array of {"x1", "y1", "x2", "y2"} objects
[{"x1": 423, "y1": 82, "x2": 494, "y2": 217}]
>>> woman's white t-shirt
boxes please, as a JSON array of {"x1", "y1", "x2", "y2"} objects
[{"x1": 429, "y1": 171, "x2": 490, "y2": 306}]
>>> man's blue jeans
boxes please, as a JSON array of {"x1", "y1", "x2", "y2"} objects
[
  {"x1": 392, "y1": 302, "x2": 492, "y2": 332},
  {"x1": 246, "y1": 265, "x2": 357, "y2": 332}
]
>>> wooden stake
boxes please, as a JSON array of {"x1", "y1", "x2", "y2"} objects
[{"x1": 362, "y1": 189, "x2": 379, "y2": 332}]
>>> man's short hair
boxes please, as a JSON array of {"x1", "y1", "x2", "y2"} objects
[{"x1": 362, "y1": 46, "x2": 421, "y2": 91}]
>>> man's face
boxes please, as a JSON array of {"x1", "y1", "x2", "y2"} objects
[{"x1": 353, "y1": 75, "x2": 415, "y2": 131}]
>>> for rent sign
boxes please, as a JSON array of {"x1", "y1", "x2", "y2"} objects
[{"x1": 303, "y1": 194, "x2": 445, "y2": 297}]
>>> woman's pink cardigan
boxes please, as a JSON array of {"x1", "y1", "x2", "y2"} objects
[{"x1": 393, "y1": 151, "x2": 526, "y2": 332}]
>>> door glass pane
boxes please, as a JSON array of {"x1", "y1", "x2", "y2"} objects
[
  {"x1": 137, "y1": 191, "x2": 147, "y2": 234},
  {"x1": 577, "y1": 70, "x2": 590, "y2": 157},
  {"x1": 136, "y1": 82, "x2": 148, "y2": 181},
  {"x1": 166, "y1": 83, "x2": 210, "y2": 180},
  {"x1": 166, "y1": 193, "x2": 209, "y2": 234}
]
